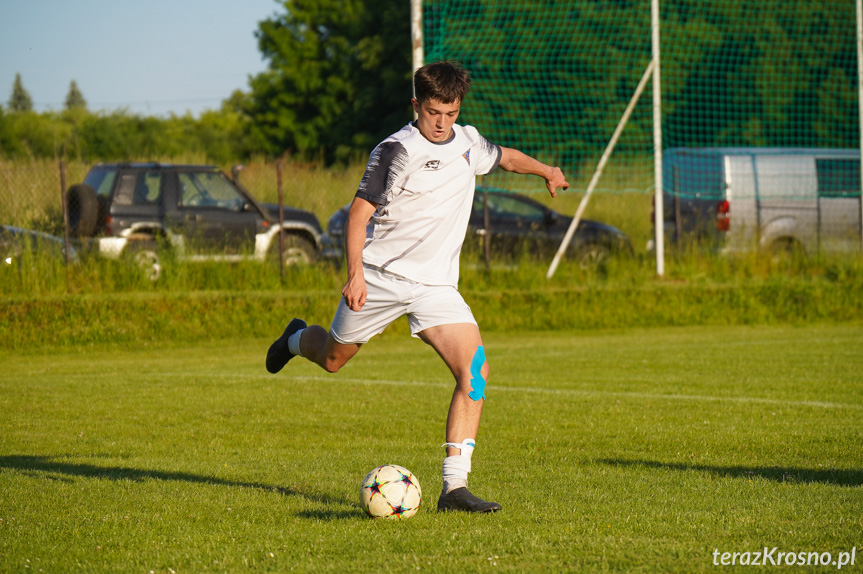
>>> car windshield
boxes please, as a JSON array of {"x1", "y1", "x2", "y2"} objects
[{"x1": 178, "y1": 171, "x2": 247, "y2": 211}]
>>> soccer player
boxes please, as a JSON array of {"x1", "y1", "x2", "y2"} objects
[{"x1": 266, "y1": 60, "x2": 568, "y2": 513}]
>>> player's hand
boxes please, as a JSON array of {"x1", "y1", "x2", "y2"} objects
[
  {"x1": 341, "y1": 273, "x2": 367, "y2": 312},
  {"x1": 546, "y1": 167, "x2": 569, "y2": 198}
]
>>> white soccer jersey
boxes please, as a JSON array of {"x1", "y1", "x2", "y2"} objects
[{"x1": 356, "y1": 122, "x2": 501, "y2": 287}]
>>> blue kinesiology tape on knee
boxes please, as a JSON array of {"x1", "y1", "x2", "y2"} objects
[{"x1": 468, "y1": 345, "x2": 486, "y2": 401}]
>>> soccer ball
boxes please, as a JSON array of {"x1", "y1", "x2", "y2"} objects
[{"x1": 360, "y1": 464, "x2": 422, "y2": 519}]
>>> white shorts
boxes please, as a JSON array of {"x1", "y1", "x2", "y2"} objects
[{"x1": 330, "y1": 266, "x2": 477, "y2": 345}]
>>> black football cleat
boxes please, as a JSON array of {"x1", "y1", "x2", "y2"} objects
[
  {"x1": 437, "y1": 487, "x2": 502, "y2": 513},
  {"x1": 266, "y1": 318, "x2": 307, "y2": 374}
]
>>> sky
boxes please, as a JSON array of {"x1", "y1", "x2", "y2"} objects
[{"x1": 0, "y1": 0, "x2": 281, "y2": 117}]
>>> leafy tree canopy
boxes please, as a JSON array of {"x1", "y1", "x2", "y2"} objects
[{"x1": 245, "y1": 0, "x2": 413, "y2": 163}]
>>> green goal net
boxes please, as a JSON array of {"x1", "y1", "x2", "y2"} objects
[{"x1": 421, "y1": 0, "x2": 859, "y2": 198}]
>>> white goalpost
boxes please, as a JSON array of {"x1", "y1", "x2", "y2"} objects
[
  {"x1": 651, "y1": 0, "x2": 665, "y2": 277},
  {"x1": 411, "y1": 0, "x2": 423, "y2": 123},
  {"x1": 547, "y1": 0, "x2": 665, "y2": 279},
  {"x1": 857, "y1": 0, "x2": 863, "y2": 246}
]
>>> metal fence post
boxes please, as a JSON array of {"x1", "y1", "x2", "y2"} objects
[
  {"x1": 276, "y1": 159, "x2": 286, "y2": 280},
  {"x1": 59, "y1": 159, "x2": 70, "y2": 266}
]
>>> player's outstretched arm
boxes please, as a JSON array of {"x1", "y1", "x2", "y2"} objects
[
  {"x1": 342, "y1": 197, "x2": 378, "y2": 311},
  {"x1": 498, "y1": 147, "x2": 569, "y2": 198}
]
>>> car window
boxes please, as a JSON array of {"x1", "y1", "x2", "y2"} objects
[
  {"x1": 816, "y1": 159, "x2": 861, "y2": 198},
  {"x1": 83, "y1": 168, "x2": 118, "y2": 198},
  {"x1": 112, "y1": 174, "x2": 136, "y2": 206},
  {"x1": 664, "y1": 153, "x2": 725, "y2": 200},
  {"x1": 133, "y1": 171, "x2": 162, "y2": 204},
  {"x1": 178, "y1": 172, "x2": 246, "y2": 211},
  {"x1": 485, "y1": 194, "x2": 546, "y2": 222}
]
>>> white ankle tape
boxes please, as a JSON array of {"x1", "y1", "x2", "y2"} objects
[
  {"x1": 441, "y1": 438, "x2": 476, "y2": 458},
  {"x1": 442, "y1": 455, "x2": 471, "y2": 480}
]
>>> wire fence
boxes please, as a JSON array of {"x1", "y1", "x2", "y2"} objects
[{"x1": 2, "y1": 157, "x2": 861, "y2": 272}]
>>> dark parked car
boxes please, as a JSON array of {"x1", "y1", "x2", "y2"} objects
[
  {"x1": 1, "y1": 225, "x2": 78, "y2": 267},
  {"x1": 66, "y1": 163, "x2": 325, "y2": 280},
  {"x1": 325, "y1": 188, "x2": 632, "y2": 268}
]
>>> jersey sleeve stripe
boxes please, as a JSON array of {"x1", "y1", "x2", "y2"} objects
[{"x1": 356, "y1": 141, "x2": 408, "y2": 206}]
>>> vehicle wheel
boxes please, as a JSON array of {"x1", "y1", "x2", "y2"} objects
[
  {"x1": 125, "y1": 241, "x2": 162, "y2": 281},
  {"x1": 574, "y1": 243, "x2": 611, "y2": 270},
  {"x1": 66, "y1": 184, "x2": 99, "y2": 237},
  {"x1": 767, "y1": 238, "x2": 806, "y2": 265},
  {"x1": 272, "y1": 234, "x2": 317, "y2": 266}
]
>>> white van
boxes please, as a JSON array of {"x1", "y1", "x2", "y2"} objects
[{"x1": 658, "y1": 148, "x2": 862, "y2": 255}]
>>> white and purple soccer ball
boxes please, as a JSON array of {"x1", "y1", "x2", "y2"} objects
[{"x1": 360, "y1": 464, "x2": 422, "y2": 519}]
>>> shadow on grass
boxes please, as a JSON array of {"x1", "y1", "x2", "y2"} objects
[
  {"x1": 597, "y1": 458, "x2": 863, "y2": 487},
  {"x1": 0, "y1": 454, "x2": 361, "y2": 518}
]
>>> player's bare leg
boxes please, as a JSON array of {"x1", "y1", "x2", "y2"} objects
[
  {"x1": 300, "y1": 325, "x2": 361, "y2": 373},
  {"x1": 267, "y1": 321, "x2": 360, "y2": 374},
  {"x1": 419, "y1": 323, "x2": 501, "y2": 513}
]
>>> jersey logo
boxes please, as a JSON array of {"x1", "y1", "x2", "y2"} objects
[
  {"x1": 424, "y1": 160, "x2": 440, "y2": 170},
  {"x1": 462, "y1": 149, "x2": 471, "y2": 165}
]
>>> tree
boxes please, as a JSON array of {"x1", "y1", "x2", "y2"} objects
[
  {"x1": 245, "y1": 0, "x2": 412, "y2": 163},
  {"x1": 8, "y1": 73, "x2": 33, "y2": 113},
  {"x1": 662, "y1": 0, "x2": 857, "y2": 149},
  {"x1": 64, "y1": 80, "x2": 87, "y2": 111}
]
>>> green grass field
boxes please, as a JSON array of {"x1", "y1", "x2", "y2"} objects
[{"x1": 1, "y1": 324, "x2": 861, "y2": 572}]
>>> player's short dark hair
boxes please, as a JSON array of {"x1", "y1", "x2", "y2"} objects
[{"x1": 413, "y1": 60, "x2": 471, "y2": 104}]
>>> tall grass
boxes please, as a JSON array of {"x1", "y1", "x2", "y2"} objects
[{"x1": 0, "y1": 158, "x2": 89, "y2": 235}]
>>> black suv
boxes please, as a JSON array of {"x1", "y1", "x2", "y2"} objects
[{"x1": 66, "y1": 163, "x2": 324, "y2": 279}]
